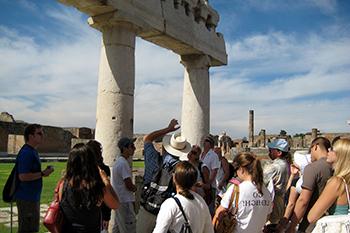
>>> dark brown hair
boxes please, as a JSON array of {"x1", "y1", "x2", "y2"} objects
[
  {"x1": 65, "y1": 143, "x2": 104, "y2": 208},
  {"x1": 24, "y1": 124, "x2": 42, "y2": 142},
  {"x1": 233, "y1": 152, "x2": 264, "y2": 194},
  {"x1": 173, "y1": 161, "x2": 198, "y2": 200},
  {"x1": 87, "y1": 140, "x2": 103, "y2": 165},
  {"x1": 310, "y1": 137, "x2": 331, "y2": 152}
]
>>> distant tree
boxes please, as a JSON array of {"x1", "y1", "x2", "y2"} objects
[{"x1": 294, "y1": 133, "x2": 306, "y2": 138}]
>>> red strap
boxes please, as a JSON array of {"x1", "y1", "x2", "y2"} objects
[{"x1": 53, "y1": 179, "x2": 64, "y2": 201}]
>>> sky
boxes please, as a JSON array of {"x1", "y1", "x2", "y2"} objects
[{"x1": 0, "y1": 0, "x2": 349, "y2": 138}]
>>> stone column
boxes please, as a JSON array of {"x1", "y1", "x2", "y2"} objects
[
  {"x1": 94, "y1": 23, "x2": 136, "y2": 166},
  {"x1": 249, "y1": 110, "x2": 254, "y2": 147},
  {"x1": 260, "y1": 129, "x2": 266, "y2": 147},
  {"x1": 311, "y1": 128, "x2": 318, "y2": 141},
  {"x1": 180, "y1": 54, "x2": 211, "y2": 146}
]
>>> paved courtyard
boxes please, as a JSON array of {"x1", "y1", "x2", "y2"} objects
[{"x1": 0, "y1": 204, "x2": 48, "y2": 230}]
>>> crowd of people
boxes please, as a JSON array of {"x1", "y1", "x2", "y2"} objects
[{"x1": 12, "y1": 122, "x2": 350, "y2": 233}]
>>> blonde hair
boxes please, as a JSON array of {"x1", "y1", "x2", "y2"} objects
[{"x1": 333, "y1": 138, "x2": 350, "y2": 189}]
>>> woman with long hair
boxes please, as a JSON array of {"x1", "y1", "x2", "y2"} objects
[
  {"x1": 58, "y1": 143, "x2": 119, "y2": 233},
  {"x1": 213, "y1": 152, "x2": 272, "y2": 233},
  {"x1": 308, "y1": 138, "x2": 350, "y2": 222},
  {"x1": 153, "y1": 161, "x2": 214, "y2": 233},
  {"x1": 86, "y1": 139, "x2": 112, "y2": 231}
]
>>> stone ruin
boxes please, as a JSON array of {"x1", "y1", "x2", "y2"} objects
[{"x1": 58, "y1": 0, "x2": 227, "y2": 165}]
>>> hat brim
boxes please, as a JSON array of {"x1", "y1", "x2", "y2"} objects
[
  {"x1": 267, "y1": 142, "x2": 288, "y2": 152},
  {"x1": 267, "y1": 142, "x2": 276, "y2": 149},
  {"x1": 162, "y1": 135, "x2": 191, "y2": 161}
]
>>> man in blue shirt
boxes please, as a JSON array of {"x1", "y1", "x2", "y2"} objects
[
  {"x1": 137, "y1": 119, "x2": 191, "y2": 233},
  {"x1": 15, "y1": 124, "x2": 54, "y2": 233}
]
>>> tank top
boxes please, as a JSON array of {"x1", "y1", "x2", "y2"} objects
[{"x1": 60, "y1": 182, "x2": 101, "y2": 233}]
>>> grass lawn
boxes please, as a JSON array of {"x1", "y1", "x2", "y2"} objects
[{"x1": 0, "y1": 160, "x2": 144, "y2": 233}]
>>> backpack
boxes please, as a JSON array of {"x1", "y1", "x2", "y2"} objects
[
  {"x1": 168, "y1": 196, "x2": 193, "y2": 233},
  {"x1": 2, "y1": 161, "x2": 19, "y2": 203},
  {"x1": 141, "y1": 156, "x2": 179, "y2": 215}
]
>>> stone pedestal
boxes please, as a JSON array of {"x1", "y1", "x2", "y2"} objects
[
  {"x1": 94, "y1": 23, "x2": 136, "y2": 166},
  {"x1": 180, "y1": 54, "x2": 211, "y2": 146}
]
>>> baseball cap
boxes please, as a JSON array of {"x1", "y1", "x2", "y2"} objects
[{"x1": 267, "y1": 138, "x2": 289, "y2": 152}]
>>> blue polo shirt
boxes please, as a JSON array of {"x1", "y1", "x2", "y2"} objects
[{"x1": 14, "y1": 144, "x2": 42, "y2": 202}]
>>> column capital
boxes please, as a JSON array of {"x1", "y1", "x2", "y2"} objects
[
  {"x1": 88, "y1": 14, "x2": 140, "y2": 33},
  {"x1": 180, "y1": 54, "x2": 211, "y2": 69}
]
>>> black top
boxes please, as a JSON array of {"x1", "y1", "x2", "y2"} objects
[{"x1": 60, "y1": 182, "x2": 101, "y2": 233}]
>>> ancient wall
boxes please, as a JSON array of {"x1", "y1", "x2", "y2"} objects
[
  {"x1": 0, "y1": 121, "x2": 75, "y2": 154},
  {"x1": 64, "y1": 127, "x2": 94, "y2": 139},
  {"x1": 0, "y1": 121, "x2": 27, "y2": 152},
  {"x1": 7, "y1": 134, "x2": 25, "y2": 154}
]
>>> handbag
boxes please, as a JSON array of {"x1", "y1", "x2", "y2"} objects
[
  {"x1": 312, "y1": 177, "x2": 350, "y2": 233},
  {"x1": 43, "y1": 179, "x2": 64, "y2": 233},
  {"x1": 213, "y1": 184, "x2": 240, "y2": 233}
]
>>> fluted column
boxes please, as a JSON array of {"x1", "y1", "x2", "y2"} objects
[
  {"x1": 95, "y1": 23, "x2": 136, "y2": 166},
  {"x1": 180, "y1": 54, "x2": 211, "y2": 146}
]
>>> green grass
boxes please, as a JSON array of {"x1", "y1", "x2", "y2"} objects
[{"x1": 0, "y1": 160, "x2": 144, "y2": 233}]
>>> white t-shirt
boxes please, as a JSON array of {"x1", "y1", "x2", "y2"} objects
[
  {"x1": 111, "y1": 156, "x2": 135, "y2": 203},
  {"x1": 221, "y1": 181, "x2": 272, "y2": 233},
  {"x1": 201, "y1": 149, "x2": 220, "y2": 188},
  {"x1": 153, "y1": 191, "x2": 214, "y2": 233}
]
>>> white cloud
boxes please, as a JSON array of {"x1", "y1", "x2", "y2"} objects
[
  {"x1": 1, "y1": 3, "x2": 349, "y2": 140},
  {"x1": 240, "y1": 0, "x2": 337, "y2": 14},
  {"x1": 210, "y1": 29, "x2": 350, "y2": 137}
]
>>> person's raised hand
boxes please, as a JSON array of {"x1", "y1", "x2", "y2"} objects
[{"x1": 167, "y1": 119, "x2": 180, "y2": 132}]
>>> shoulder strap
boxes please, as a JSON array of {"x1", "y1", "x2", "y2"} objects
[
  {"x1": 172, "y1": 196, "x2": 190, "y2": 224},
  {"x1": 340, "y1": 177, "x2": 350, "y2": 215},
  {"x1": 54, "y1": 179, "x2": 64, "y2": 202},
  {"x1": 227, "y1": 184, "x2": 240, "y2": 213}
]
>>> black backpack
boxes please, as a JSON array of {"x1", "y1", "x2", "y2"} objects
[
  {"x1": 2, "y1": 161, "x2": 19, "y2": 203},
  {"x1": 141, "y1": 156, "x2": 179, "y2": 215}
]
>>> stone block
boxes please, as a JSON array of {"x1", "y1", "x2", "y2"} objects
[{"x1": 7, "y1": 134, "x2": 24, "y2": 155}]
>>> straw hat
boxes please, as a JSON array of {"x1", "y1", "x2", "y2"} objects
[{"x1": 162, "y1": 133, "x2": 191, "y2": 160}]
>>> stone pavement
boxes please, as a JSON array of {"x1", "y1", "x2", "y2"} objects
[{"x1": 0, "y1": 204, "x2": 48, "y2": 229}]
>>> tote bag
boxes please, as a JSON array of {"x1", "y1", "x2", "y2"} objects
[{"x1": 312, "y1": 177, "x2": 350, "y2": 233}]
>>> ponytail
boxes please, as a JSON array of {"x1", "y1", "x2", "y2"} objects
[
  {"x1": 178, "y1": 189, "x2": 194, "y2": 200},
  {"x1": 250, "y1": 159, "x2": 264, "y2": 194},
  {"x1": 233, "y1": 152, "x2": 264, "y2": 194}
]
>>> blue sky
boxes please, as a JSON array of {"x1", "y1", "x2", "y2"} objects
[{"x1": 0, "y1": 0, "x2": 349, "y2": 138}]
